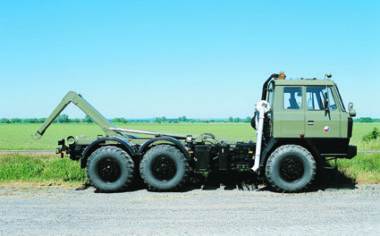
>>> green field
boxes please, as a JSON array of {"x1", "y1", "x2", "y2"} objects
[
  {"x1": 0, "y1": 122, "x2": 379, "y2": 186},
  {"x1": 0, "y1": 123, "x2": 259, "y2": 150},
  {"x1": 0, "y1": 122, "x2": 379, "y2": 150}
]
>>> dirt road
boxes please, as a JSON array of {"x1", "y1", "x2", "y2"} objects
[{"x1": 0, "y1": 185, "x2": 379, "y2": 235}]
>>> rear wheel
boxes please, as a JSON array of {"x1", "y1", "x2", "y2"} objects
[
  {"x1": 140, "y1": 145, "x2": 189, "y2": 191},
  {"x1": 86, "y1": 146, "x2": 135, "y2": 192},
  {"x1": 265, "y1": 145, "x2": 316, "y2": 192}
]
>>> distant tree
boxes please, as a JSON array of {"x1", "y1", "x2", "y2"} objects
[
  {"x1": 359, "y1": 117, "x2": 373, "y2": 123},
  {"x1": 23, "y1": 118, "x2": 38, "y2": 123},
  {"x1": 0, "y1": 118, "x2": 10, "y2": 124},
  {"x1": 37, "y1": 118, "x2": 46, "y2": 123},
  {"x1": 234, "y1": 117, "x2": 241, "y2": 123},
  {"x1": 178, "y1": 116, "x2": 187, "y2": 122},
  {"x1": 71, "y1": 118, "x2": 81, "y2": 123},
  {"x1": 10, "y1": 118, "x2": 22, "y2": 123},
  {"x1": 111, "y1": 118, "x2": 128, "y2": 124},
  {"x1": 83, "y1": 115, "x2": 93, "y2": 123},
  {"x1": 57, "y1": 114, "x2": 70, "y2": 123},
  {"x1": 155, "y1": 117, "x2": 162, "y2": 124},
  {"x1": 229, "y1": 117, "x2": 234, "y2": 122}
]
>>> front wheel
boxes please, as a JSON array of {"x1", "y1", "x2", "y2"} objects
[
  {"x1": 265, "y1": 145, "x2": 316, "y2": 192},
  {"x1": 86, "y1": 146, "x2": 135, "y2": 192},
  {"x1": 140, "y1": 145, "x2": 189, "y2": 191}
]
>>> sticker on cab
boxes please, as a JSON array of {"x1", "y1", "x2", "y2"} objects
[{"x1": 324, "y1": 126, "x2": 330, "y2": 132}]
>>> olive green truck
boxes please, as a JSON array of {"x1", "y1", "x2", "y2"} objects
[{"x1": 33, "y1": 73, "x2": 357, "y2": 192}]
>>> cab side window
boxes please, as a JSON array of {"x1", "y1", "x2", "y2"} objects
[{"x1": 284, "y1": 87, "x2": 302, "y2": 110}]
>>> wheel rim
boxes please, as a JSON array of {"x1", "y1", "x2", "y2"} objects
[
  {"x1": 151, "y1": 156, "x2": 177, "y2": 181},
  {"x1": 97, "y1": 158, "x2": 121, "y2": 183},
  {"x1": 279, "y1": 156, "x2": 304, "y2": 182}
]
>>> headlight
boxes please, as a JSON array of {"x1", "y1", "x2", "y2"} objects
[{"x1": 67, "y1": 136, "x2": 76, "y2": 145}]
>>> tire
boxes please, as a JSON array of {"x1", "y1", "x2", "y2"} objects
[
  {"x1": 265, "y1": 145, "x2": 316, "y2": 192},
  {"x1": 140, "y1": 145, "x2": 189, "y2": 191},
  {"x1": 86, "y1": 146, "x2": 135, "y2": 193}
]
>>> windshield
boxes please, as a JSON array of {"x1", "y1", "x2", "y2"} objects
[{"x1": 306, "y1": 86, "x2": 337, "y2": 111}]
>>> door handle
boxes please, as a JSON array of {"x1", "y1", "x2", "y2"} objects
[{"x1": 308, "y1": 120, "x2": 314, "y2": 126}]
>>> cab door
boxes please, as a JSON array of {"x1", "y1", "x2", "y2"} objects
[
  {"x1": 272, "y1": 86, "x2": 305, "y2": 138},
  {"x1": 305, "y1": 86, "x2": 341, "y2": 138}
]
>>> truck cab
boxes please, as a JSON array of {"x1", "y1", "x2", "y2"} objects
[{"x1": 261, "y1": 73, "x2": 356, "y2": 162}]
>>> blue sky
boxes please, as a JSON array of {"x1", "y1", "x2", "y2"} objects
[{"x1": 1, "y1": 0, "x2": 379, "y2": 119}]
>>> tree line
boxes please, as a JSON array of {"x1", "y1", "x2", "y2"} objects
[
  {"x1": 0, "y1": 115, "x2": 95, "y2": 124},
  {"x1": 1, "y1": 114, "x2": 253, "y2": 124},
  {"x1": 356, "y1": 117, "x2": 380, "y2": 123},
  {"x1": 153, "y1": 116, "x2": 253, "y2": 124},
  {"x1": 1, "y1": 115, "x2": 379, "y2": 124}
]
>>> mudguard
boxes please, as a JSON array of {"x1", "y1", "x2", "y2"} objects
[
  {"x1": 80, "y1": 136, "x2": 136, "y2": 168},
  {"x1": 138, "y1": 136, "x2": 191, "y2": 161}
]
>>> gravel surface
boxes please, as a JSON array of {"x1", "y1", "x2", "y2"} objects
[{"x1": 1, "y1": 184, "x2": 380, "y2": 235}]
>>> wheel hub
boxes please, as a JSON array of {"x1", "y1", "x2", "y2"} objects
[
  {"x1": 97, "y1": 158, "x2": 121, "y2": 183},
  {"x1": 280, "y1": 157, "x2": 304, "y2": 182},
  {"x1": 151, "y1": 156, "x2": 177, "y2": 181}
]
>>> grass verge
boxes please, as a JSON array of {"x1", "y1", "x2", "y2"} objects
[
  {"x1": 1, "y1": 152, "x2": 379, "y2": 188},
  {"x1": 335, "y1": 152, "x2": 380, "y2": 184},
  {"x1": 0, "y1": 153, "x2": 87, "y2": 187}
]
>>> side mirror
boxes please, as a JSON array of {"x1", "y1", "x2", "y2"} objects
[
  {"x1": 348, "y1": 102, "x2": 356, "y2": 117},
  {"x1": 349, "y1": 110, "x2": 356, "y2": 117}
]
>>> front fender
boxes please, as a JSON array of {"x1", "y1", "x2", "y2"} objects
[{"x1": 80, "y1": 136, "x2": 136, "y2": 168}]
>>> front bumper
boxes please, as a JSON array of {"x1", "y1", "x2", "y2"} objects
[{"x1": 346, "y1": 145, "x2": 357, "y2": 159}]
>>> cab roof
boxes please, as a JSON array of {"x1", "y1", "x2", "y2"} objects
[{"x1": 273, "y1": 78, "x2": 336, "y2": 86}]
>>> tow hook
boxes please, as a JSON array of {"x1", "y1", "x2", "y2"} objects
[{"x1": 56, "y1": 139, "x2": 69, "y2": 158}]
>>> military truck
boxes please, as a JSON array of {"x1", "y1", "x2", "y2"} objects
[{"x1": 33, "y1": 73, "x2": 357, "y2": 192}]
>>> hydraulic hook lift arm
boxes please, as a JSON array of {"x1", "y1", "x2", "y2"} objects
[
  {"x1": 32, "y1": 91, "x2": 125, "y2": 140},
  {"x1": 252, "y1": 100, "x2": 271, "y2": 172}
]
